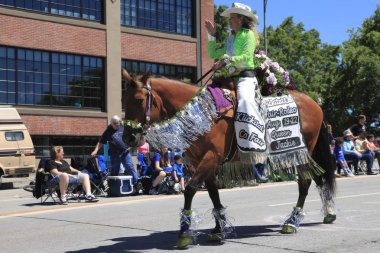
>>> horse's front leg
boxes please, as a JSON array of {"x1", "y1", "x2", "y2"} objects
[
  {"x1": 177, "y1": 151, "x2": 217, "y2": 249},
  {"x1": 281, "y1": 179, "x2": 311, "y2": 234},
  {"x1": 176, "y1": 184, "x2": 197, "y2": 249}
]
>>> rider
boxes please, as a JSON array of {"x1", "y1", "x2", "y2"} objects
[{"x1": 205, "y1": 2, "x2": 267, "y2": 164}]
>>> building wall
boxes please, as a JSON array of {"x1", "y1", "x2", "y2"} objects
[
  {"x1": 0, "y1": 0, "x2": 215, "y2": 139},
  {"x1": 121, "y1": 33, "x2": 197, "y2": 67},
  {"x1": 21, "y1": 115, "x2": 107, "y2": 136},
  {"x1": 200, "y1": 0, "x2": 215, "y2": 76},
  {"x1": 0, "y1": 14, "x2": 106, "y2": 56}
]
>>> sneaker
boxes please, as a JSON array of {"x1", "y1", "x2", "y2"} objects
[
  {"x1": 60, "y1": 195, "x2": 68, "y2": 205},
  {"x1": 258, "y1": 177, "x2": 269, "y2": 183},
  {"x1": 149, "y1": 187, "x2": 159, "y2": 195},
  {"x1": 85, "y1": 194, "x2": 99, "y2": 202},
  {"x1": 367, "y1": 171, "x2": 378, "y2": 175}
]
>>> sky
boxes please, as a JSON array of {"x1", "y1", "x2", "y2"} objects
[{"x1": 213, "y1": 0, "x2": 379, "y2": 45}]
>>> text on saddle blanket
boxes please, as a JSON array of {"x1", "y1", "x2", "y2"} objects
[{"x1": 262, "y1": 95, "x2": 306, "y2": 154}]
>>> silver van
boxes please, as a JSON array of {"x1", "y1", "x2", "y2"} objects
[{"x1": 0, "y1": 107, "x2": 35, "y2": 179}]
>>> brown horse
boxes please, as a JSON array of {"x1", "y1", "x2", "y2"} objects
[{"x1": 121, "y1": 69, "x2": 336, "y2": 249}]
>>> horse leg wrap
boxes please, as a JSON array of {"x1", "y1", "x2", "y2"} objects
[
  {"x1": 177, "y1": 209, "x2": 193, "y2": 249},
  {"x1": 318, "y1": 185, "x2": 336, "y2": 224},
  {"x1": 281, "y1": 207, "x2": 305, "y2": 234},
  {"x1": 207, "y1": 207, "x2": 235, "y2": 242}
]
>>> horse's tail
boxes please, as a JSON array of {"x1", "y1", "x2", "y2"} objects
[{"x1": 312, "y1": 121, "x2": 336, "y2": 195}]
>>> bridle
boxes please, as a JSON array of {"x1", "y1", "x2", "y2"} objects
[{"x1": 123, "y1": 76, "x2": 156, "y2": 130}]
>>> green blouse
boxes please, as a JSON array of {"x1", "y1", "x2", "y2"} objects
[{"x1": 208, "y1": 28, "x2": 256, "y2": 74}]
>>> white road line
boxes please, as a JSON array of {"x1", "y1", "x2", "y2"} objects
[{"x1": 268, "y1": 192, "x2": 380, "y2": 207}]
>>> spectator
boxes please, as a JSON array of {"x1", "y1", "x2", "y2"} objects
[
  {"x1": 137, "y1": 142, "x2": 150, "y2": 176},
  {"x1": 364, "y1": 134, "x2": 380, "y2": 168},
  {"x1": 172, "y1": 155, "x2": 186, "y2": 193},
  {"x1": 350, "y1": 115, "x2": 366, "y2": 138},
  {"x1": 254, "y1": 163, "x2": 268, "y2": 183},
  {"x1": 46, "y1": 146, "x2": 99, "y2": 205},
  {"x1": 91, "y1": 115, "x2": 139, "y2": 186},
  {"x1": 334, "y1": 138, "x2": 354, "y2": 177},
  {"x1": 148, "y1": 147, "x2": 168, "y2": 195},
  {"x1": 343, "y1": 129, "x2": 376, "y2": 175}
]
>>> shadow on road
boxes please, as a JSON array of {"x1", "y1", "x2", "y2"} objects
[{"x1": 64, "y1": 223, "x2": 322, "y2": 252}]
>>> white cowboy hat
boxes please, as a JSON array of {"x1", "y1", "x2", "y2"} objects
[{"x1": 221, "y1": 2, "x2": 258, "y2": 24}]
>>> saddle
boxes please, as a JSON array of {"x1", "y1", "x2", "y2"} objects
[{"x1": 207, "y1": 77, "x2": 237, "y2": 119}]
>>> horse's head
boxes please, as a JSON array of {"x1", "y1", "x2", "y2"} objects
[{"x1": 121, "y1": 69, "x2": 153, "y2": 147}]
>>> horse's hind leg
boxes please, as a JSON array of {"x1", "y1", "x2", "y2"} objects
[
  {"x1": 204, "y1": 177, "x2": 228, "y2": 242},
  {"x1": 314, "y1": 176, "x2": 336, "y2": 224},
  {"x1": 281, "y1": 179, "x2": 311, "y2": 234}
]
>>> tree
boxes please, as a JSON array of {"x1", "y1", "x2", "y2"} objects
[
  {"x1": 323, "y1": 5, "x2": 380, "y2": 134},
  {"x1": 214, "y1": 5, "x2": 229, "y2": 47},
  {"x1": 261, "y1": 17, "x2": 341, "y2": 101}
]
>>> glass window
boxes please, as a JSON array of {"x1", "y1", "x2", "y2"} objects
[
  {"x1": 32, "y1": 135, "x2": 99, "y2": 158},
  {"x1": 121, "y1": 0, "x2": 193, "y2": 36},
  {"x1": 0, "y1": 0, "x2": 103, "y2": 22},
  {"x1": 5, "y1": 131, "x2": 25, "y2": 141},
  {"x1": 0, "y1": 46, "x2": 105, "y2": 111}
]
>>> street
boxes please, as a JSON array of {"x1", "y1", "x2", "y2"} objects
[{"x1": 1, "y1": 176, "x2": 380, "y2": 253}]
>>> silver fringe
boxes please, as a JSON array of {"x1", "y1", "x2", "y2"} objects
[
  {"x1": 282, "y1": 207, "x2": 306, "y2": 232},
  {"x1": 211, "y1": 207, "x2": 236, "y2": 239},
  {"x1": 238, "y1": 150, "x2": 268, "y2": 165},
  {"x1": 318, "y1": 184, "x2": 336, "y2": 216},
  {"x1": 145, "y1": 88, "x2": 217, "y2": 150}
]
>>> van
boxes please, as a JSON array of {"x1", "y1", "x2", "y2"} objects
[{"x1": 0, "y1": 106, "x2": 35, "y2": 178}]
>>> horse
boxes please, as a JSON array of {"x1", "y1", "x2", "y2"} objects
[{"x1": 121, "y1": 69, "x2": 336, "y2": 249}]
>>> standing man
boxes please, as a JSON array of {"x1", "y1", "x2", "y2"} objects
[
  {"x1": 350, "y1": 115, "x2": 367, "y2": 138},
  {"x1": 91, "y1": 115, "x2": 139, "y2": 185}
]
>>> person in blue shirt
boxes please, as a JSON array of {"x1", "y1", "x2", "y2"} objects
[
  {"x1": 334, "y1": 138, "x2": 354, "y2": 177},
  {"x1": 343, "y1": 129, "x2": 375, "y2": 175},
  {"x1": 172, "y1": 154, "x2": 186, "y2": 193},
  {"x1": 91, "y1": 115, "x2": 139, "y2": 183},
  {"x1": 148, "y1": 147, "x2": 168, "y2": 195}
]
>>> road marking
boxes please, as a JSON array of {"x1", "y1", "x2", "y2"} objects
[{"x1": 268, "y1": 192, "x2": 380, "y2": 207}]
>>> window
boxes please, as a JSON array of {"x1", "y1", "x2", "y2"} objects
[
  {"x1": 0, "y1": 0, "x2": 103, "y2": 22},
  {"x1": 5, "y1": 131, "x2": 24, "y2": 141},
  {"x1": 0, "y1": 46, "x2": 105, "y2": 110},
  {"x1": 32, "y1": 135, "x2": 99, "y2": 158},
  {"x1": 122, "y1": 59, "x2": 195, "y2": 82},
  {"x1": 120, "y1": 0, "x2": 193, "y2": 36}
]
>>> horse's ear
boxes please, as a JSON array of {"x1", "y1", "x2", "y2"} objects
[
  {"x1": 122, "y1": 68, "x2": 132, "y2": 81},
  {"x1": 141, "y1": 70, "x2": 151, "y2": 85}
]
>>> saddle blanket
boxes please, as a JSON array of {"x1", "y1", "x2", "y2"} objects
[{"x1": 262, "y1": 94, "x2": 307, "y2": 156}]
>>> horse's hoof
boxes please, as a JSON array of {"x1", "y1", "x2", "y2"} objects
[
  {"x1": 281, "y1": 224, "x2": 296, "y2": 234},
  {"x1": 207, "y1": 233, "x2": 223, "y2": 242},
  {"x1": 323, "y1": 214, "x2": 336, "y2": 224},
  {"x1": 176, "y1": 232, "x2": 192, "y2": 249}
]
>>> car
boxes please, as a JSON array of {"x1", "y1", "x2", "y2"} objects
[{"x1": 0, "y1": 106, "x2": 35, "y2": 184}]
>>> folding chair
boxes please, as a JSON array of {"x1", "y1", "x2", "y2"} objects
[
  {"x1": 33, "y1": 158, "x2": 83, "y2": 204},
  {"x1": 85, "y1": 156, "x2": 109, "y2": 197}
]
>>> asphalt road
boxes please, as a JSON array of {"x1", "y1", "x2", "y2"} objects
[{"x1": 1, "y1": 176, "x2": 380, "y2": 253}]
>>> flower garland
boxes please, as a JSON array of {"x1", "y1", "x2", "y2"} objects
[{"x1": 254, "y1": 50, "x2": 297, "y2": 96}]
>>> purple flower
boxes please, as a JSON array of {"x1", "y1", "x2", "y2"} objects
[
  {"x1": 266, "y1": 73, "x2": 277, "y2": 85},
  {"x1": 255, "y1": 50, "x2": 266, "y2": 55},
  {"x1": 282, "y1": 71, "x2": 290, "y2": 84},
  {"x1": 287, "y1": 83, "x2": 296, "y2": 90}
]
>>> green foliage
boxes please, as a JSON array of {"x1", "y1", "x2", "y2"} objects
[
  {"x1": 323, "y1": 5, "x2": 380, "y2": 134},
  {"x1": 214, "y1": 5, "x2": 229, "y2": 47},
  {"x1": 263, "y1": 17, "x2": 341, "y2": 101}
]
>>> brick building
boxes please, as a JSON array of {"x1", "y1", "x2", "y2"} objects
[{"x1": 0, "y1": 0, "x2": 214, "y2": 157}]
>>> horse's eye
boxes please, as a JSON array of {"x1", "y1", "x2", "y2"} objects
[{"x1": 136, "y1": 99, "x2": 144, "y2": 105}]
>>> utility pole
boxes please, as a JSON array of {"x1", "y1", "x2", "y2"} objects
[{"x1": 264, "y1": 0, "x2": 268, "y2": 54}]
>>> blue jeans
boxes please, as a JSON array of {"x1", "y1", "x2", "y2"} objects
[
  {"x1": 110, "y1": 151, "x2": 138, "y2": 184},
  {"x1": 344, "y1": 152, "x2": 373, "y2": 172}
]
